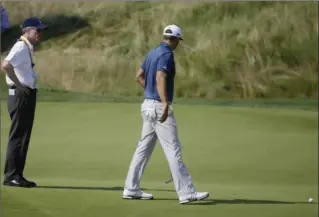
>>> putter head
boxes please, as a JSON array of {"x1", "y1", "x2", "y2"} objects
[{"x1": 164, "y1": 178, "x2": 173, "y2": 184}]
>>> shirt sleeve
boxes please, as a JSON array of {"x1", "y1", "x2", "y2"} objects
[
  {"x1": 157, "y1": 53, "x2": 173, "y2": 73},
  {"x1": 140, "y1": 57, "x2": 147, "y2": 72},
  {"x1": 1, "y1": 9, "x2": 10, "y2": 29},
  {"x1": 4, "y1": 43, "x2": 25, "y2": 67}
]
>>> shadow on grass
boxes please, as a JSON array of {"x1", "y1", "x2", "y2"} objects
[
  {"x1": 35, "y1": 185, "x2": 315, "y2": 205},
  {"x1": 153, "y1": 198, "x2": 313, "y2": 205},
  {"x1": 36, "y1": 185, "x2": 175, "y2": 193},
  {"x1": 1, "y1": 14, "x2": 89, "y2": 53}
]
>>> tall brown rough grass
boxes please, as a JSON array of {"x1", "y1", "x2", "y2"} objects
[{"x1": 1, "y1": 1, "x2": 318, "y2": 99}]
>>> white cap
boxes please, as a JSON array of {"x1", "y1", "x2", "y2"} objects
[{"x1": 163, "y1": 24, "x2": 183, "y2": 40}]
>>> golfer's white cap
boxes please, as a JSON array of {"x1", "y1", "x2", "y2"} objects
[{"x1": 163, "y1": 24, "x2": 183, "y2": 40}]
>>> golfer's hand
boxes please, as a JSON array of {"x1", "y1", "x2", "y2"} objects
[{"x1": 159, "y1": 104, "x2": 169, "y2": 123}]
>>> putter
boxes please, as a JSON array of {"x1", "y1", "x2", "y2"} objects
[{"x1": 164, "y1": 174, "x2": 173, "y2": 184}]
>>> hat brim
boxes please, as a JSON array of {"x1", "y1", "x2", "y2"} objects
[
  {"x1": 163, "y1": 34, "x2": 183, "y2": 40},
  {"x1": 36, "y1": 23, "x2": 48, "y2": 30}
]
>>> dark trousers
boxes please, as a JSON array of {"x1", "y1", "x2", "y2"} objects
[{"x1": 4, "y1": 87, "x2": 37, "y2": 180}]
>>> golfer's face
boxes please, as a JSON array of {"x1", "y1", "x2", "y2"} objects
[{"x1": 173, "y1": 38, "x2": 180, "y2": 50}]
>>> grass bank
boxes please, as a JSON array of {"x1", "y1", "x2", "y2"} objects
[{"x1": 1, "y1": 2, "x2": 318, "y2": 100}]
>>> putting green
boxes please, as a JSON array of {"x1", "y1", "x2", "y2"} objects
[{"x1": 1, "y1": 102, "x2": 318, "y2": 217}]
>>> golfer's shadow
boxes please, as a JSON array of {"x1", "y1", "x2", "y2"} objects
[
  {"x1": 164, "y1": 199, "x2": 312, "y2": 206},
  {"x1": 36, "y1": 185, "x2": 175, "y2": 193},
  {"x1": 35, "y1": 185, "x2": 313, "y2": 206}
]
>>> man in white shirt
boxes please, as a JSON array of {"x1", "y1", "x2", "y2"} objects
[{"x1": 1, "y1": 17, "x2": 47, "y2": 188}]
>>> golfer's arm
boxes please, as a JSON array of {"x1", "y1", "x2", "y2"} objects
[
  {"x1": 1, "y1": 60, "x2": 23, "y2": 88},
  {"x1": 135, "y1": 68, "x2": 145, "y2": 88},
  {"x1": 156, "y1": 71, "x2": 168, "y2": 105}
]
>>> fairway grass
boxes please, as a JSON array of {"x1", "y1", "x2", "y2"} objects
[{"x1": 0, "y1": 102, "x2": 318, "y2": 217}]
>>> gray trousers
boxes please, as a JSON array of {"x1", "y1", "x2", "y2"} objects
[{"x1": 124, "y1": 99, "x2": 196, "y2": 198}]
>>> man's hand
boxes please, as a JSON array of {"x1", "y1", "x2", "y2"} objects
[{"x1": 159, "y1": 103, "x2": 169, "y2": 123}]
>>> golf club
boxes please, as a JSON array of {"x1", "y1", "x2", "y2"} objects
[{"x1": 164, "y1": 174, "x2": 173, "y2": 184}]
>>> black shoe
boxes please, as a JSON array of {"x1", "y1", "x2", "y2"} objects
[
  {"x1": 21, "y1": 177, "x2": 37, "y2": 188},
  {"x1": 3, "y1": 177, "x2": 36, "y2": 188},
  {"x1": 3, "y1": 179, "x2": 30, "y2": 188}
]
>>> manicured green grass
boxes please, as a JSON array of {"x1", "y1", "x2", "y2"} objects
[{"x1": 0, "y1": 102, "x2": 318, "y2": 217}]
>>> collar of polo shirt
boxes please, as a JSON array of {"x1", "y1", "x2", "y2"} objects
[
  {"x1": 160, "y1": 41, "x2": 172, "y2": 51},
  {"x1": 20, "y1": 36, "x2": 33, "y2": 52}
]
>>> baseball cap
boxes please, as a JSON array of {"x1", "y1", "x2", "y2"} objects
[
  {"x1": 21, "y1": 17, "x2": 47, "y2": 30},
  {"x1": 163, "y1": 24, "x2": 183, "y2": 40}
]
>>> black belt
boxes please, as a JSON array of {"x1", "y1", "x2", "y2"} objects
[
  {"x1": 9, "y1": 85, "x2": 37, "y2": 91},
  {"x1": 145, "y1": 98, "x2": 172, "y2": 104}
]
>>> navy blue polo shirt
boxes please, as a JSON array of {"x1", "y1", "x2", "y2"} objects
[{"x1": 141, "y1": 42, "x2": 176, "y2": 103}]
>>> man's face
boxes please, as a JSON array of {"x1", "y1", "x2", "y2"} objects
[
  {"x1": 172, "y1": 38, "x2": 180, "y2": 50},
  {"x1": 26, "y1": 27, "x2": 43, "y2": 45}
]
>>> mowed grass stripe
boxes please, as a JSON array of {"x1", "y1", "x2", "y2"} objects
[{"x1": 1, "y1": 102, "x2": 317, "y2": 217}]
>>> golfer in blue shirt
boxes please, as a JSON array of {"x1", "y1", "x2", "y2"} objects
[{"x1": 122, "y1": 24, "x2": 209, "y2": 204}]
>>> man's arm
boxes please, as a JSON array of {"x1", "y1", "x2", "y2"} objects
[
  {"x1": 1, "y1": 45, "x2": 31, "y2": 95},
  {"x1": 156, "y1": 71, "x2": 168, "y2": 106},
  {"x1": 156, "y1": 53, "x2": 172, "y2": 106},
  {"x1": 156, "y1": 53, "x2": 172, "y2": 122},
  {"x1": 156, "y1": 71, "x2": 169, "y2": 123},
  {"x1": 1, "y1": 60, "x2": 25, "y2": 90},
  {"x1": 135, "y1": 67, "x2": 145, "y2": 88}
]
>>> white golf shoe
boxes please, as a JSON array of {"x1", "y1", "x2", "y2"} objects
[
  {"x1": 122, "y1": 189, "x2": 154, "y2": 200},
  {"x1": 179, "y1": 192, "x2": 210, "y2": 204}
]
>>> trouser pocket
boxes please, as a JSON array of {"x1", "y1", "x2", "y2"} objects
[{"x1": 141, "y1": 108, "x2": 157, "y2": 122}]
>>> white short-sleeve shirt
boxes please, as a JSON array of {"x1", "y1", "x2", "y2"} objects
[{"x1": 4, "y1": 37, "x2": 37, "y2": 89}]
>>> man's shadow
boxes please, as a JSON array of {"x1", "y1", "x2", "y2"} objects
[
  {"x1": 168, "y1": 199, "x2": 313, "y2": 206},
  {"x1": 35, "y1": 185, "x2": 314, "y2": 206},
  {"x1": 36, "y1": 185, "x2": 175, "y2": 193}
]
